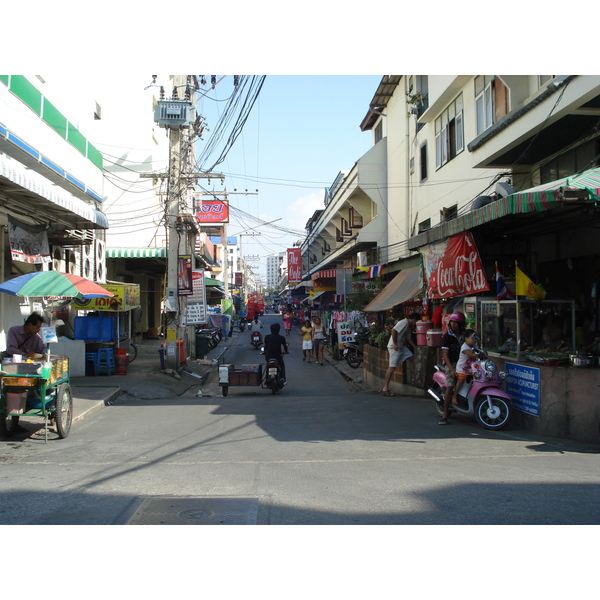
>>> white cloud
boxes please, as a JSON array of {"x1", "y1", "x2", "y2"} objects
[{"x1": 286, "y1": 192, "x2": 324, "y2": 232}]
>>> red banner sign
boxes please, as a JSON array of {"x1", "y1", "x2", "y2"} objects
[
  {"x1": 420, "y1": 232, "x2": 489, "y2": 298},
  {"x1": 195, "y1": 200, "x2": 229, "y2": 223},
  {"x1": 287, "y1": 248, "x2": 302, "y2": 284}
]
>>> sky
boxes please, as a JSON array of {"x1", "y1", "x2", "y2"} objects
[{"x1": 194, "y1": 75, "x2": 382, "y2": 282}]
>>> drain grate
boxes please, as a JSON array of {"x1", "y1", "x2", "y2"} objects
[{"x1": 127, "y1": 497, "x2": 259, "y2": 525}]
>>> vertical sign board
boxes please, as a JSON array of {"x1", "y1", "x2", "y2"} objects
[
  {"x1": 287, "y1": 248, "x2": 302, "y2": 285},
  {"x1": 185, "y1": 269, "x2": 207, "y2": 325},
  {"x1": 505, "y1": 362, "x2": 541, "y2": 416},
  {"x1": 336, "y1": 321, "x2": 354, "y2": 349}
]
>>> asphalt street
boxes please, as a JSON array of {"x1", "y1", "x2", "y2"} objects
[{"x1": 1, "y1": 313, "x2": 600, "y2": 526}]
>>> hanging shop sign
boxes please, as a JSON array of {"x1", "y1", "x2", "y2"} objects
[
  {"x1": 73, "y1": 283, "x2": 141, "y2": 311},
  {"x1": 195, "y1": 200, "x2": 229, "y2": 223},
  {"x1": 185, "y1": 269, "x2": 207, "y2": 324},
  {"x1": 178, "y1": 255, "x2": 193, "y2": 295},
  {"x1": 420, "y1": 232, "x2": 489, "y2": 299},
  {"x1": 8, "y1": 215, "x2": 51, "y2": 264},
  {"x1": 287, "y1": 248, "x2": 302, "y2": 284}
]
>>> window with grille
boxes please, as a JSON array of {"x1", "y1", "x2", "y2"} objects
[{"x1": 435, "y1": 94, "x2": 464, "y2": 169}]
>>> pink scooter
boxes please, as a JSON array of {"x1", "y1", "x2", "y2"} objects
[{"x1": 428, "y1": 353, "x2": 513, "y2": 430}]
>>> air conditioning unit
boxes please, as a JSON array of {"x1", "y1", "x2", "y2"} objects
[
  {"x1": 52, "y1": 247, "x2": 66, "y2": 273},
  {"x1": 67, "y1": 248, "x2": 82, "y2": 276},
  {"x1": 95, "y1": 239, "x2": 106, "y2": 283},
  {"x1": 81, "y1": 244, "x2": 94, "y2": 280},
  {"x1": 357, "y1": 251, "x2": 368, "y2": 267}
]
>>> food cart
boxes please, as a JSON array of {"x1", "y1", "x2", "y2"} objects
[{"x1": 0, "y1": 354, "x2": 72, "y2": 442}]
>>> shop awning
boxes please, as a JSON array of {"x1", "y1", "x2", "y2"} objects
[
  {"x1": 311, "y1": 269, "x2": 336, "y2": 280},
  {"x1": 205, "y1": 277, "x2": 223, "y2": 287},
  {"x1": 363, "y1": 266, "x2": 422, "y2": 312},
  {"x1": 408, "y1": 167, "x2": 600, "y2": 250},
  {"x1": 107, "y1": 247, "x2": 167, "y2": 258}
]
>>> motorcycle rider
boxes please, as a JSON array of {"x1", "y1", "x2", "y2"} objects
[
  {"x1": 439, "y1": 311, "x2": 465, "y2": 425},
  {"x1": 263, "y1": 322, "x2": 289, "y2": 385},
  {"x1": 248, "y1": 315, "x2": 264, "y2": 345}
]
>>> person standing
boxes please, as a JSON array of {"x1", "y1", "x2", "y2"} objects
[
  {"x1": 300, "y1": 319, "x2": 313, "y2": 362},
  {"x1": 311, "y1": 316, "x2": 326, "y2": 365},
  {"x1": 438, "y1": 311, "x2": 466, "y2": 424},
  {"x1": 283, "y1": 310, "x2": 293, "y2": 336},
  {"x1": 381, "y1": 312, "x2": 420, "y2": 396}
]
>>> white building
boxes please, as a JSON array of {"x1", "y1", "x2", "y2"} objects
[
  {"x1": 266, "y1": 252, "x2": 285, "y2": 288},
  {"x1": 0, "y1": 74, "x2": 109, "y2": 341}
]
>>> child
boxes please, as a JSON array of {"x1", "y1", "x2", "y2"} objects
[
  {"x1": 300, "y1": 320, "x2": 313, "y2": 362},
  {"x1": 452, "y1": 329, "x2": 481, "y2": 404}
]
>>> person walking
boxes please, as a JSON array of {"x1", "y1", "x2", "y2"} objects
[
  {"x1": 380, "y1": 312, "x2": 420, "y2": 396},
  {"x1": 300, "y1": 319, "x2": 313, "y2": 362},
  {"x1": 311, "y1": 316, "x2": 326, "y2": 365},
  {"x1": 438, "y1": 311, "x2": 466, "y2": 424}
]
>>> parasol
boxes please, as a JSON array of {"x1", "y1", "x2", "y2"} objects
[{"x1": 0, "y1": 271, "x2": 114, "y2": 299}]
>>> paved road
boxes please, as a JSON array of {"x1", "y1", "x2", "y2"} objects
[{"x1": 1, "y1": 314, "x2": 600, "y2": 525}]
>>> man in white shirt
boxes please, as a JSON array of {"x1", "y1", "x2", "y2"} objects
[{"x1": 381, "y1": 312, "x2": 420, "y2": 396}]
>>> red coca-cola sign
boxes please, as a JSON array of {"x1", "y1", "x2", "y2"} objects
[
  {"x1": 287, "y1": 248, "x2": 302, "y2": 284},
  {"x1": 421, "y1": 232, "x2": 489, "y2": 298}
]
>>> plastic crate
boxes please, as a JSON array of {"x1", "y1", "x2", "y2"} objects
[{"x1": 74, "y1": 317, "x2": 114, "y2": 341}]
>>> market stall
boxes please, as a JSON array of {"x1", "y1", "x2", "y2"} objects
[{"x1": 72, "y1": 283, "x2": 141, "y2": 375}]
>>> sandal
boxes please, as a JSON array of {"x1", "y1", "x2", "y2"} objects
[
  {"x1": 380, "y1": 390, "x2": 395, "y2": 396},
  {"x1": 438, "y1": 418, "x2": 449, "y2": 425}
]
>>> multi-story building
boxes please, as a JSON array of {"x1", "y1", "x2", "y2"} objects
[
  {"x1": 0, "y1": 75, "x2": 109, "y2": 344},
  {"x1": 266, "y1": 252, "x2": 285, "y2": 289}
]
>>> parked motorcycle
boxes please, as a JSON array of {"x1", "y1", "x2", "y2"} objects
[
  {"x1": 251, "y1": 331, "x2": 262, "y2": 350},
  {"x1": 342, "y1": 331, "x2": 370, "y2": 368},
  {"x1": 427, "y1": 353, "x2": 513, "y2": 430}
]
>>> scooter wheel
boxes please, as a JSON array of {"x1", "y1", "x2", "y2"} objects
[{"x1": 475, "y1": 395, "x2": 512, "y2": 430}]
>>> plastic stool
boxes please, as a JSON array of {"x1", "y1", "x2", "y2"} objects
[{"x1": 97, "y1": 348, "x2": 115, "y2": 376}]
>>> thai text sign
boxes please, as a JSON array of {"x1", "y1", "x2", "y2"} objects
[
  {"x1": 287, "y1": 248, "x2": 302, "y2": 284},
  {"x1": 195, "y1": 200, "x2": 229, "y2": 223},
  {"x1": 420, "y1": 232, "x2": 489, "y2": 298},
  {"x1": 73, "y1": 284, "x2": 141, "y2": 311},
  {"x1": 185, "y1": 269, "x2": 207, "y2": 324},
  {"x1": 505, "y1": 362, "x2": 540, "y2": 416},
  {"x1": 337, "y1": 321, "x2": 354, "y2": 349}
]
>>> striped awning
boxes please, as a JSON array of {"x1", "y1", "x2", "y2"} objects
[
  {"x1": 408, "y1": 167, "x2": 600, "y2": 250},
  {"x1": 106, "y1": 247, "x2": 167, "y2": 258},
  {"x1": 311, "y1": 269, "x2": 336, "y2": 280}
]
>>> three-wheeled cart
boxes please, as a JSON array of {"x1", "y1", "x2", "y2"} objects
[
  {"x1": 0, "y1": 355, "x2": 72, "y2": 442},
  {"x1": 218, "y1": 362, "x2": 283, "y2": 396}
]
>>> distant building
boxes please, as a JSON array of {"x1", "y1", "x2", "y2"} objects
[{"x1": 266, "y1": 251, "x2": 285, "y2": 288}]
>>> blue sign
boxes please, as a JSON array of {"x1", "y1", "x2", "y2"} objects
[{"x1": 505, "y1": 362, "x2": 541, "y2": 416}]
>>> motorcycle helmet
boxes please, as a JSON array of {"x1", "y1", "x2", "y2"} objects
[{"x1": 449, "y1": 311, "x2": 466, "y2": 325}]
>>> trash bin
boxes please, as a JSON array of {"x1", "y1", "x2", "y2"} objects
[{"x1": 196, "y1": 334, "x2": 211, "y2": 359}]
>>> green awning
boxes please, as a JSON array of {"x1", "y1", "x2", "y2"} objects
[
  {"x1": 408, "y1": 167, "x2": 600, "y2": 250},
  {"x1": 106, "y1": 247, "x2": 167, "y2": 258},
  {"x1": 205, "y1": 277, "x2": 223, "y2": 286}
]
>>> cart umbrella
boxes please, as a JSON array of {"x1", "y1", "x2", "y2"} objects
[{"x1": 0, "y1": 271, "x2": 114, "y2": 299}]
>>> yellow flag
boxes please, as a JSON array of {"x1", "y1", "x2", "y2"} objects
[
  {"x1": 515, "y1": 266, "x2": 546, "y2": 300},
  {"x1": 355, "y1": 266, "x2": 370, "y2": 272}
]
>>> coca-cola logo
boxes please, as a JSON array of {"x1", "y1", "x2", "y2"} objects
[{"x1": 427, "y1": 233, "x2": 489, "y2": 298}]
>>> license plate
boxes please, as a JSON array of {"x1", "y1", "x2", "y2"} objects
[{"x1": 268, "y1": 368, "x2": 277, "y2": 376}]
